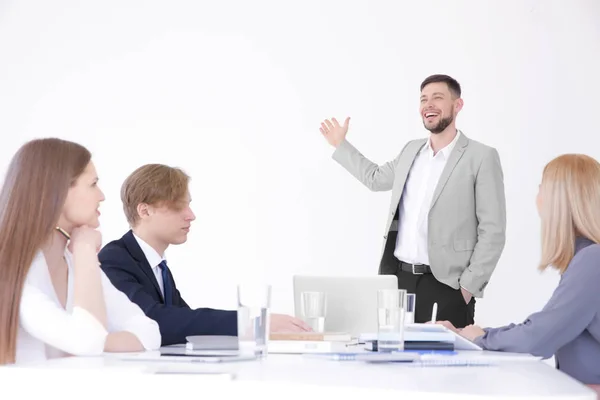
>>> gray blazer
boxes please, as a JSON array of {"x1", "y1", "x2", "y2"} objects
[{"x1": 332, "y1": 131, "x2": 506, "y2": 297}]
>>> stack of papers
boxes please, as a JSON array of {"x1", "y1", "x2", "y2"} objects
[
  {"x1": 359, "y1": 323, "x2": 483, "y2": 351},
  {"x1": 268, "y1": 331, "x2": 355, "y2": 354}
]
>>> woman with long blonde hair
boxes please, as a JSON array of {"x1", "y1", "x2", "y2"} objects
[
  {"x1": 0, "y1": 138, "x2": 161, "y2": 364},
  {"x1": 439, "y1": 153, "x2": 600, "y2": 386}
]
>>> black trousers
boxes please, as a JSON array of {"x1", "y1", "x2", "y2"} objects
[{"x1": 381, "y1": 259, "x2": 475, "y2": 328}]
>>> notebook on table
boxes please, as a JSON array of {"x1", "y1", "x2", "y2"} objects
[
  {"x1": 185, "y1": 335, "x2": 238, "y2": 351},
  {"x1": 270, "y1": 331, "x2": 352, "y2": 342}
]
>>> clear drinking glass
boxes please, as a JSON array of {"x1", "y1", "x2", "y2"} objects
[
  {"x1": 377, "y1": 289, "x2": 407, "y2": 352},
  {"x1": 237, "y1": 283, "x2": 271, "y2": 357},
  {"x1": 405, "y1": 293, "x2": 416, "y2": 325},
  {"x1": 300, "y1": 291, "x2": 327, "y2": 333}
]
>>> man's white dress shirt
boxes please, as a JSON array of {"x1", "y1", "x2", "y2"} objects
[
  {"x1": 132, "y1": 233, "x2": 166, "y2": 297},
  {"x1": 394, "y1": 131, "x2": 461, "y2": 265}
]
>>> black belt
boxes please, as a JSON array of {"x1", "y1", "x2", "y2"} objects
[{"x1": 399, "y1": 261, "x2": 432, "y2": 275}]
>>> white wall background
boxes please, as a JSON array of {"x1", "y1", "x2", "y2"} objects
[{"x1": 0, "y1": 0, "x2": 599, "y2": 329}]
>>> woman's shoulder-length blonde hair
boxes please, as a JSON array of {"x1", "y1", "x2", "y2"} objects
[{"x1": 539, "y1": 154, "x2": 600, "y2": 273}]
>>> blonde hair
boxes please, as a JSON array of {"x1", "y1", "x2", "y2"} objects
[
  {"x1": 121, "y1": 164, "x2": 190, "y2": 226},
  {"x1": 539, "y1": 154, "x2": 600, "y2": 272}
]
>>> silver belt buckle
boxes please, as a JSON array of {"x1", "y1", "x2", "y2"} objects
[{"x1": 411, "y1": 263, "x2": 424, "y2": 275}]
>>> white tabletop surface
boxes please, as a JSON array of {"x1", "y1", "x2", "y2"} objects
[{"x1": 3, "y1": 348, "x2": 596, "y2": 400}]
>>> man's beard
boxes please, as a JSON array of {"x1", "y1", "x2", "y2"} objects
[{"x1": 424, "y1": 115, "x2": 453, "y2": 134}]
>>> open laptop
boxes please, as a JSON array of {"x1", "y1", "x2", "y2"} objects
[{"x1": 293, "y1": 275, "x2": 398, "y2": 338}]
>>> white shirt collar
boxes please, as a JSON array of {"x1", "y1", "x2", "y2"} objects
[
  {"x1": 420, "y1": 130, "x2": 462, "y2": 159},
  {"x1": 132, "y1": 233, "x2": 165, "y2": 270}
]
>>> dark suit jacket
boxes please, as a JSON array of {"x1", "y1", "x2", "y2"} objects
[{"x1": 98, "y1": 230, "x2": 237, "y2": 346}]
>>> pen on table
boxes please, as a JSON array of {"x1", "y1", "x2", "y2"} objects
[{"x1": 430, "y1": 302, "x2": 438, "y2": 323}]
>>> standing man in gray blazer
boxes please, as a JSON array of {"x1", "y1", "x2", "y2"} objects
[{"x1": 319, "y1": 74, "x2": 506, "y2": 327}]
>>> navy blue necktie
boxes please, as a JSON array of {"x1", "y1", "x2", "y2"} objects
[{"x1": 159, "y1": 260, "x2": 172, "y2": 306}]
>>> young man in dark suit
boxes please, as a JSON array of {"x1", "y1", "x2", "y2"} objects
[{"x1": 99, "y1": 164, "x2": 310, "y2": 346}]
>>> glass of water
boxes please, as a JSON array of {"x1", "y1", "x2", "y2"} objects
[
  {"x1": 377, "y1": 289, "x2": 406, "y2": 352},
  {"x1": 300, "y1": 291, "x2": 327, "y2": 333},
  {"x1": 237, "y1": 283, "x2": 271, "y2": 357},
  {"x1": 405, "y1": 293, "x2": 416, "y2": 325}
]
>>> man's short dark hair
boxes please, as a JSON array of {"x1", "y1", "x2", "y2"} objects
[{"x1": 420, "y1": 74, "x2": 461, "y2": 98}]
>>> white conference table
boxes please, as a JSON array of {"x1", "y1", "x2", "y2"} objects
[{"x1": 3, "y1": 347, "x2": 596, "y2": 400}]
